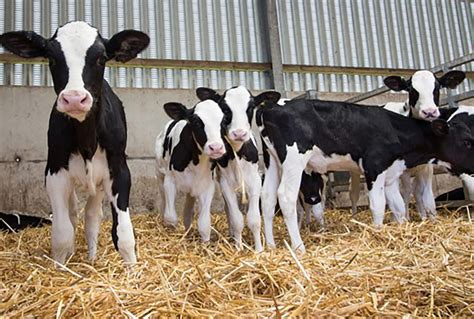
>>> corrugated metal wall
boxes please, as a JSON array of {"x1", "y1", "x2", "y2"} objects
[
  {"x1": 0, "y1": 0, "x2": 472, "y2": 93},
  {"x1": 278, "y1": 0, "x2": 473, "y2": 93},
  {"x1": 0, "y1": 0, "x2": 271, "y2": 90}
]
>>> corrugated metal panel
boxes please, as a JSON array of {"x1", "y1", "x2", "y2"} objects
[
  {"x1": 277, "y1": 0, "x2": 473, "y2": 93},
  {"x1": 0, "y1": 0, "x2": 472, "y2": 93},
  {"x1": 0, "y1": 0, "x2": 270, "y2": 90}
]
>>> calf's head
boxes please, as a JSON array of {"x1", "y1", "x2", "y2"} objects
[
  {"x1": 431, "y1": 106, "x2": 474, "y2": 175},
  {"x1": 0, "y1": 21, "x2": 149, "y2": 121},
  {"x1": 196, "y1": 86, "x2": 280, "y2": 144},
  {"x1": 384, "y1": 70, "x2": 465, "y2": 121},
  {"x1": 164, "y1": 100, "x2": 227, "y2": 159}
]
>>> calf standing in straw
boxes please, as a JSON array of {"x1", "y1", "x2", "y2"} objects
[
  {"x1": 0, "y1": 22, "x2": 150, "y2": 264},
  {"x1": 196, "y1": 86, "x2": 280, "y2": 252},
  {"x1": 155, "y1": 100, "x2": 227, "y2": 243}
]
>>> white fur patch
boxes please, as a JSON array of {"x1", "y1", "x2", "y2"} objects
[
  {"x1": 385, "y1": 159, "x2": 407, "y2": 185},
  {"x1": 56, "y1": 22, "x2": 98, "y2": 92},
  {"x1": 307, "y1": 147, "x2": 360, "y2": 173},
  {"x1": 384, "y1": 102, "x2": 410, "y2": 117},
  {"x1": 277, "y1": 98, "x2": 290, "y2": 106},
  {"x1": 448, "y1": 105, "x2": 474, "y2": 121},
  {"x1": 460, "y1": 174, "x2": 474, "y2": 200},
  {"x1": 68, "y1": 147, "x2": 109, "y2": 196},
  {"x1": 111, "y1": 194, "x2": 136, "y2": 263}
]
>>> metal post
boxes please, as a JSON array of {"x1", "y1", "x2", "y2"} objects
[{"x1": 265, "y1": 0, "x2": 286, "y2": 97}]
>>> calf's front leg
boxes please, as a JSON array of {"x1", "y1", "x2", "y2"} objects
[
  {"x1": 47, "y1": 169, "x2": 75, "y2": 264},
  {"x1": 197, "y1": 180, "x2": 215, "y2": 243}
]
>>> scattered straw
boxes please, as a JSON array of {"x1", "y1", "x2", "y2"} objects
[{"x1": 0, "y1": 207, "x2": 473, "y2": 317}]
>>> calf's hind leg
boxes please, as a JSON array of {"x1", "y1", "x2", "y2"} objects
[
  {"x1": 107, "y1": 158, "x2": 136, "y2": 263},
  {"x1": 367, "y1": 172, "x2": 387, "y2": 228}
]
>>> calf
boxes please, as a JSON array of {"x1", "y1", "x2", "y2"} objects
[
  {"x1": 297, "y1": 171, "x2": 326, "y2": 228},
  {"x1": 0, "y1": 22, "x2": 149, "y2": 264},
  {"x1": 196, "y1": 86, "x2": 279, "y2": 252},
  {"x1": 155, "y1": 100, "x2": 227, "y2": 243},
  {"x1": 257, "y1": 99, "x2": 474, "y2": 252},
  {"x1": 349, "y1": 70, "x2": 465, "y2": 218}
]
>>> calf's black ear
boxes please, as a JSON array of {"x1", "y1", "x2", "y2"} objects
[
  {"x1": 438, "y1": 70, "x2": 465, "y2": 89},
  {"x1": 196, "y1": 87, "x2": 221, "y2": 102},
  {"x1": 431, "y1": 119, "x2": 450, "y2": 137},
  {"x1": 254, "y1": 91, "x2": 281, "y2": 106},
  {"x1": 106, "y1": 30, "x2": 150, "y2": 62},
  {"x1": 164, "y1": 102, "x2": 188, "y2": 121},
  {"x1": 0, "y1": 31, "x2": 47, "y2": 58},
  {"x1": 384, "y1": 76, "x2": 410, "y2": 91}
]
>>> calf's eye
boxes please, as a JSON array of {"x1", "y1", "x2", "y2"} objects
[{"x1": 464, "y1": 140, "x2": 472, "y2": 149}]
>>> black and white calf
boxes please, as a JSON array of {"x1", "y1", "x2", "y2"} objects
[
  {"x1": 297, "y1": 171, "x2": 326, "y2": 228},
  {"x1": 0, "y1": 22, "x2": 149, "y2": 263},
  {"x1": 349, "y1": 70, "x2": 466, "y2": 218},
  {"x1": 196, "y1": 86, "x2": 280, "y2": 252},
  {"x1": 257, "y1": 99, "x2": 474, "y2": 252},
  {"x1": 155, "y1": 100, "x2": 227, "y2": 243}
]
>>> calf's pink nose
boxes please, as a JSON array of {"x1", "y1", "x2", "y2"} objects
[
  {"x1": 421, "y1": 107, "x2": 440, "y2": 119},
  {"x1": 58, "y1": 90, "x2": 92, "y2": 112},
  {"x1": 231, "y1": 129, "x2": 248, "y2": 140},
  {"x1": 208, "y1": 143, "x2": 224, "y2": 152}
]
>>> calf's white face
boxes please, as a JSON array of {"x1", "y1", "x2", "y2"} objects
[
  {"x1": 196, "y1": 86, "x2": 281, "y2": 145},
  {"x1": 164, "y1": 100, "x2": 226, "y2": 159},
  {"x1": 384, "y1": 70, "x2": 465, "y2": 121},
  {"x1": 194, "y1": 101, "x2": 226, "y2": 158},
  {"x1": 55, "y1": 22, "x2": 98, "y2": 120},
  {"x1": 410, "y1": 71, "x2": 439, "y2": 119},
  {"x1": 222, "y1": 86, "x2": 253, "y2": 143}
]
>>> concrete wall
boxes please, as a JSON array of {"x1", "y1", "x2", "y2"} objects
[{"x1": 0, "y1": 86, "x2": 465, "y2": 217}]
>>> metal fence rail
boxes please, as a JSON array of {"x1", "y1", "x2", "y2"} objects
[{"x1": 0, "y1": 0, "x2": 473, "y2": 93}]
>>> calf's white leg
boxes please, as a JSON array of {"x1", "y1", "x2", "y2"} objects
[
  {"x1": 368, "y1": 172, "x2": 387, "y2": 228},
  {"x1": 414, "y1": 165, "x2": 436, "y2": 219},
  {"x1": 84, "y1": 189, "x2": 104, "y2": 261},
  {"x1": 277, "y1": 148, "x2": 308, "y2": 253},
  {"x1": 197, "y1": 180, "x2": 215, "y2": 243},
  {"x1": 47, "y1": 170, "x2": 75, "y2": 264},
  {"x1": 385, "y1": 181, "x2": 406, "y2": 224},
  {"x1": 243, "y1": 163, "x2": 263, "y2": 252},
  {"x1": 312, "y1": 202, "x2": 325, "y2": 228},
  {"x1": 261, "y1": 154, "x2": 280, "y2": 249},
  {"x1": 399, "y1": 172, "x2": 413, "y2": 220},
  {"x1": 163, "y1": 174, "x2": 178, "y2": 227},
  {"x1": 219, "y1": 175, "x2": 244, "y2": 248}
]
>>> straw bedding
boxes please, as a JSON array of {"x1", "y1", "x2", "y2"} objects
[{"x1": 1, "y1": 206, "x2": 473, "y2": 317}]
